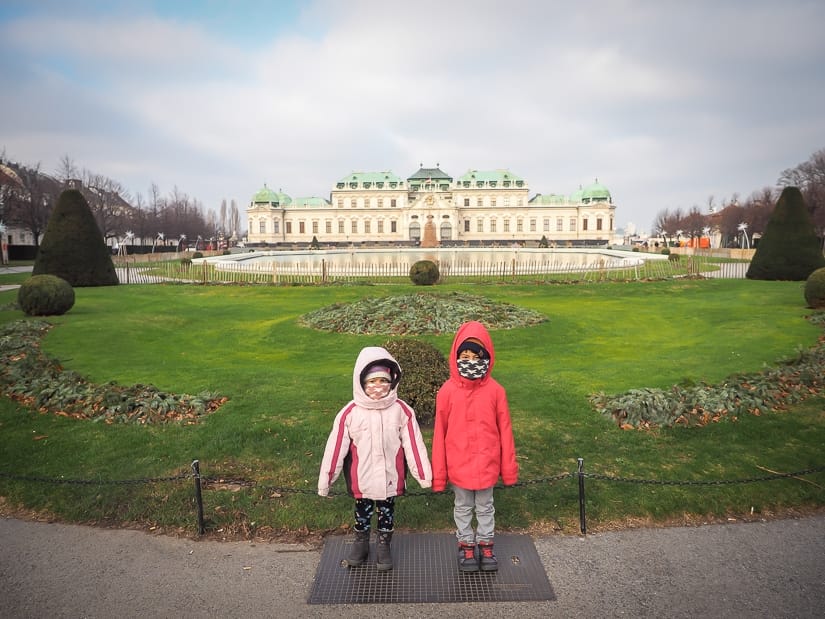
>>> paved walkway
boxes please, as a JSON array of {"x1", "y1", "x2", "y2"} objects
[{"x1": 2, "y1": 515, "x2": 823, "y2": 618}]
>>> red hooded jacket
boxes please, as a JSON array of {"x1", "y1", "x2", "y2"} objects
[{"x1": 431, "y1": 321, "x2": 518, "y2": 492}]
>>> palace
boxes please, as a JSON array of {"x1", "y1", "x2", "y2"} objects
[{"x1": 246, "y1": 165, "x2": 615, "y2": 247}]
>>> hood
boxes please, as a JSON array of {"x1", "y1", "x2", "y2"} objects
[
  {"x1": 448, "y1": 320, "x2": 495, "y2": 382},
  {"x1": 352, "y1": 346, "x2": 402, "y2": 408}
]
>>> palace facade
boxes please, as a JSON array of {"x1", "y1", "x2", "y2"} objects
[{"x1": 246, "y1": 165, "x2": 615, "y2": 246}]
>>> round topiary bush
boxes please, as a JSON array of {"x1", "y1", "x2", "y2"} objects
[
  {"x1": 18, "y1": 274, "x2": 75, "y2": 316},
  {"x1": 180, "y1": 257, "x2": 192, "y2": 268},
  {"x1": 661, "y1": 247, "x2": 671, "y2": 255},
  {"x1": 382, "y1": 338, "x2": 449, "y2": 426},
  {"x1": 409, "y1": 260, "x2": 440, "y2": 285},
  {"x1": 668, "y1": 253, "x2": 680, "y2": 262},
  {"x1": 192, "y1": 251, "x2": 204, "y2": 259},
  {"x1": 804, "y1": 266, "x2": 825, "y2": 309}
]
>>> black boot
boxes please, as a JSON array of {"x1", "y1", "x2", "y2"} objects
[
  {"x1": 344, "y1": 529, "x2": 370, "y2": 567},
  {"x1": 457, "y1": 542, "x2": 479, "y2": 572},
  {"x1": 376, "y1": 530, "x2": 393, "y2": 571},
  {"x1": 478, "y1": 541, "x2": 498, "y2": 571}
]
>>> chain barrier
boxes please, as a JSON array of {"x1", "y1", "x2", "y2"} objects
[
  {"x1": 0, "y1": 470, "x2": 191, "y2": 485},
  {"x1": 2, "y1": 461, "x2": 823, "y2": 536}
]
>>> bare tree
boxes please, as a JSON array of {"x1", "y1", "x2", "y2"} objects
[
  {"x1": 3, "y1": 163, "x2": 58, "y2": 248},
  {"x1": 57, "y1": 154, "x2": 79, "y2": 184},
  {"x1": 779, "y1": 148, "x2": 825, "y2": 241}
]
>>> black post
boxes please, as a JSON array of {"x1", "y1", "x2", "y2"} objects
[
  {"x1": 191, "y1": 459, "x2": 205, "y2": 535},
  {"x1": 577, "y1": 457, "x2": 587, "y2": 535}
]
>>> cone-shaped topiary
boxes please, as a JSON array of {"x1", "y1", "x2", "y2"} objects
[
  {"x1": 33, "y1": 189, "x2": 119, "y2": 287},
  {"x1": 746, "y1": 186, "x2": 825, "y2": 281},
  {"x1": 804, "y1": 267, "x2": 825, "y2": 309},
  {"x1": 18, "y1": 274, "x2": 75, "y2": 316}
]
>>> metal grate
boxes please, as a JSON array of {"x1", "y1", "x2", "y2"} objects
[{"x1": 308, "y1": 532, "x2": 556, "y2": 604}]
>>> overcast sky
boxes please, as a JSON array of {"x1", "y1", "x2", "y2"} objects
[{"x1": 2, "y1": 0, "x2": 824, "y2": 235}]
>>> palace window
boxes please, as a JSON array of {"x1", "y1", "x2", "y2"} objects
[
  {"x1": 311, "y1": 221, "x2": 318, "y2": 234},
  {"x1": 391, "y1": 220, "x2": 397, "y2": 233},
  {"x1": 351, "y1": 220, "x2": 358, "y2": 233},
  {"x1": 464, "y1": 198, "x2": 470, "y2": 207},
  {"x1": 273, "y1": 221, "x2": 279, "y2": 234},
  {"x1": 325, "y1": 221, "x2": 332, "y2": 234},
  {"x1": 350, "y1": 199, "x2": 356, "y2": 208},
  {"x1": 391, "y1": 198, "x2": 397, "y2": 207},
  {"x1": 556, "y1": 217, "x2": 563, "y2": 232},
  {"x1": 477, "y1": 218, "x2": 483, "y2": 232},
  {"x1": 464, "y1": 219, "x2": 470, "y2": 232},
  {"x1": 338, "y1": 220, "x2": 345, "y2": 234},
  {"x1": 337, "y1": 199, "x2": 344, "y2": 208},
  {"x1": 490, "y1": 219, "x2": 497, "y2": 233},
  {"x1": 299, "y1": 221, "x2": 305, "y2": 234},
  {"x1": 377, "y1": 198, "x2": 383, "y2": 208},
  {"x1": 491, "y1": 198, "x2": 496, "y2": 207},
  {"x1": 259, "y1": 220, "x2": 266, "y2": 234},
  {"x1": 477, "y1": 197, "x2": 483, "y2": 207},
  {"x1": 582, "y1": 218, "x2": 589, "y2": 231},
  {"x1": 596, "y1": 218, "x2": 603, "y2": 231},
  {"x1": 363, "y1": 198, "x2": 371, "y2": 208},
  {"x1": 569, "y1": 217, "x2": 576, "y2": 231},
  {"x1": 409, "y1": 222, "x2": 421, "y2": 241},
  {"x1": 364, "y1": 220, "x2": 371, "y2": 234},
  {"x1": 529, "y1": 219, "x2": 536, "y2": 232},
  {"x1": 286, "y1": 222, "x2": 292, "y2": 234},
  {"x1": 504, "y1": 219, "x2": 510, "y2": 233},
  {"x1": 517, "y1": 198, "x2": 524, "y2": 206},
  {"x1": 378, "y1": 219, "x2": 384, "y2": 233},
  {"x1": 503, "y1": 196, "x2": 510, "y2": 207}
]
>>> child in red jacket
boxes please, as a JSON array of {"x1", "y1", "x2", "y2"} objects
[{"x1": 432, "y1": 321, "x2": 519, "y2": 572}]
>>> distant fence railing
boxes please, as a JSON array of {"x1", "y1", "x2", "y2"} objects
[
  {"x1": 114, "y1": 256, "x2": 749, "y2": 285},
  {"x1": 2, "y1": 458, "x2": 822, "y2": 536}
]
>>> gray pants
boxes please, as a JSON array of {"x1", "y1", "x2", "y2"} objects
[{"x1": 453, "y1": 485, "x2": 495, "y2": 544}]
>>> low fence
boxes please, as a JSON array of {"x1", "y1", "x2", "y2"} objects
[
  {"x1": 114, "y1": 256, "x2": 747, "y2": 285},
  {"x1": 2, "y1": 459, "x2": 822, "y2": 536}
]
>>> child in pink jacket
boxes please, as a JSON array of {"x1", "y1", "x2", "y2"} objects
[
  {"x1": 432, "y1": 321, "x2": 518, "y2": 572},
  {"x1": 318, "y1": 346, "x2": 432, "y2": 571}
]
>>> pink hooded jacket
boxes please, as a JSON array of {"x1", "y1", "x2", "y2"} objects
[
  {"x1": 318, "y1": 346, "x2": 432, "y2": 500},
  {"x1": 432, "y1": 321, "x2": 518, "y2": 492}
]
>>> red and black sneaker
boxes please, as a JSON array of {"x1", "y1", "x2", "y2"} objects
[
  {"x1": 457, "y1": 542, "x2": 479, "y2": 572},
  {"x1": 478, "y1": 541, "x2": 498, "y2": 571}
]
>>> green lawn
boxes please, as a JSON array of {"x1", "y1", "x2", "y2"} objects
[{"x1": 1, "y1": 278, "x2": 823, "y2": 539}]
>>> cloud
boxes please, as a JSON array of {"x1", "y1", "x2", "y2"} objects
[{"x1": 1, "y1": 0, "x2": 824, "y2": 234}]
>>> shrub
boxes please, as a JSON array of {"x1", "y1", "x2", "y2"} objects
[
  {"x1": 18, "y1": 275, "x2": 75, "y2": 316},
  {"x1": 805, "y1": 267, "x2": 825, "y2": 308},
  {"x1": 409, "y1": 260, "x2": 440, "y2": 285},
  {"x1": 180, "y1": 258, "x2": 192, "y2": 268},
  {"x1": 382, "y1": 338, "x2": 449, "y2": 426},
  {"x1": 668, "y1": 253, "x2": 680, "y2": 262},
  {"x1": 747, "y1": 186, "x2": 825, "y2": 280},
  {"x1": 661, "y1": 247, "x2": 670, "y2": 255},
  {"x1": 32, "y1": 189, "x2": 118, "y2": 287},
  {"x1": 192, "y1": 251, "x2": 204, "y2": 259}
]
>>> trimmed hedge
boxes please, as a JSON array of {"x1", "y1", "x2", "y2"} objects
[{"x1": 18, "y1": 274, "x2": 75, "y2": 316}]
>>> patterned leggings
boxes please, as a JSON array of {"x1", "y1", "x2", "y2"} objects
[{"x1": 353, "y1": 497, "x2": 395, "y2": 532}]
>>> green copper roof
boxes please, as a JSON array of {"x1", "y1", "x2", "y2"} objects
[
  {"x1": 457, "y1": 169, "x2": 524, "y2": 183},
  {"x1": 289, "y1": 197, "x2": 331, "y2": 208},
  {"x1": 529, "y1": 193, "x2": 567, "y2": 205},
  {"x1": 408, "y1": 166, "x2": 452, "y2": 181},
  {"x1": 251, "y1": 185, "x2": 292, "y2": 206},
  {"x1": 582, "y1": 179, "x2": 611, "y2": 201},
  {"x1": 336, "y1": 171, "x2": 404, "y2": 185},
  {"x1": 252, "y1": 185, "x2": 279, "y2": 203}
]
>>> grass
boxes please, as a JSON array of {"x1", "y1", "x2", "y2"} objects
[{"x1": 0, "y1": 277, "x2": 824, "y2": 540}]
